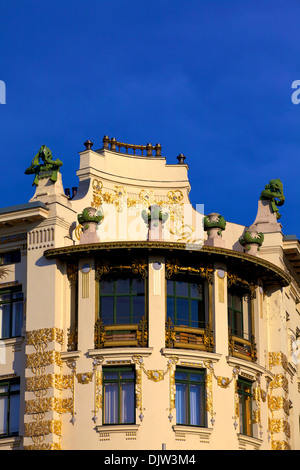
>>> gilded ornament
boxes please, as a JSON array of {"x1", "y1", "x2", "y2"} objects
[{"x1": 76, "y1": 372, "x2": 93, "y2": 384}]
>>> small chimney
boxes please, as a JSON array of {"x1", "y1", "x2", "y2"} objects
[
  {"x1": 84, "y1": 140, "x2": 94, "y2": 150},
  {"x1": 177, "y1": 153, "x2": 186, "y2": 164}
]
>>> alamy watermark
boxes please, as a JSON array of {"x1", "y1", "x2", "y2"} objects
[
  {"x1": 291, "y1": 339, "x2": 300, "y2": 366},
  {"x1": 0, "y1": 80, "x2": 6, "y2": 104},
  {"x1": 291, "y1": 80, "x2": 300, "y2": 104}
]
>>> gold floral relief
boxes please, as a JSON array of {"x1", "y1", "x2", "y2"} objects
[{"x1": 25, "y1": 419, "x2": 62, "y2": 438}]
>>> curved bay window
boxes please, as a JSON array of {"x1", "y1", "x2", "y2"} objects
[
  {"x1": 167, "y1": 279, "x2": 205, "y2": 328},
  {"x1": 166, "y1": 277, "x2": 213, "y2": 351},
  {"x1": 95, "y1": 275, "x2": 148, "y2": 348},
  {"x1": 228, "y1": 286, "x2": 257, "y2": 362}
]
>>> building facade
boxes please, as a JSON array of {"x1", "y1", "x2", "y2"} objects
[{"x1": 0, "y1": 136, "x2": 299, "y2": 450}]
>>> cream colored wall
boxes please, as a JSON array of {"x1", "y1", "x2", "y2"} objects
[{"x1": 0, "y1": 144, "x2": 299, "y2": 450}]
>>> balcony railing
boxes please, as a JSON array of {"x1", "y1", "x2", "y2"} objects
[
  {"x1": 165, "y1": 317, "x2": 214, "y2": 352},
  {"x1": 94, "y1": 316, "x2": 148, "y2": 348},
  {"x1": 228, "y1": 328, "x2": 257, "y2": 362}
]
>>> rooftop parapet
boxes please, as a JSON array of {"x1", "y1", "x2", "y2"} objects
[{"x1": 98, "y1": 135, "x2": 162, "y2": 157}]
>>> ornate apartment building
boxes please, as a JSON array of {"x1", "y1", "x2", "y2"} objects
[{"x1": 0, "y1": 136, "x2": 299, "y2": 450}]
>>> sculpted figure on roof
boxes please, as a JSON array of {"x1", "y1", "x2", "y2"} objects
[
  {"x1": 260, "y1": 178, "x2": 285, "y2": 219},
  {"x1": 25, "y1": 145, "x2": 63, "y2": 187}
]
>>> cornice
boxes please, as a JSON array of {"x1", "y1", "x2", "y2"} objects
[{"x1": 43, "y1": 241, "x2": 290, "y2": 287}]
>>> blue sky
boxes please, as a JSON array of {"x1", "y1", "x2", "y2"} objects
[{"x1": 0, "y1": 0, "x2": 299, "y2": 238}]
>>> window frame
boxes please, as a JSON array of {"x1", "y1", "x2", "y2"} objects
[
  {"x1": 98, "y1": 276, "x2": 147, "y2": 326},
  {"x1": 102, "y1": 367, "x2": 136, "y2": 425},
  {"x1": 0, "y1": 377, "x2": 20, "y2": 438},
  {"x1": 175, "y1": 367, "x2": 206, "y2": 428},
  {"x1": 237, "y1": 377, "x2": 253, "y2": 437},
  {"x1": 228, "y1": 287, "x2": 251, "y2": 340},
  {"x1": 166, "y1": 278, "x2": 205, "y2": 329},
  {"x1": 0, "y1": 250, "x2": 21, "y2": 267},
  {"x1": 0, "y1": 286, "x2": 24, "y2": 340}
]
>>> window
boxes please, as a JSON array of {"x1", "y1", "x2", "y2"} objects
[
  {"x1": 175, "y1": 368, "x2": 206, "y2": 427},
  {"x1": 228, "y1": 288, "x2": 251, "y2": 339},
  {"x1": 167, "y1": 279, "x2": 205, "y2": 328},
  {"x1": 0, "y1": 378, "x2": 20, "y2": 437},
  {"x1": 103, "y1": 367, "x2": 135, "y2": 425},
  {"x1": 0, "y1": 287, "x2": 23, "y2": 339},
  {"x1": 0, "y1": 250, "x2": 21, "y2": 266},
  {"x1": 99, "y1": 277, "x2": 146, "y2": 325},
  {"x1": 238, "y1": 378, "x2": 253, "y2": 436}
]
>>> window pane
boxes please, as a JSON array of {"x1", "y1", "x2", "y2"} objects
[
  {"x1": 234, "y1": 311, "x2": 243, "y2": 337},
  {"x1": 0, "y1": 294, "x2": 10, "y2": 303},
  {"x1": 176, "y1": 282, "x2": 189, "y2": 297},
  {"x1": 116, "y1": 279, "x2": 130, "y2": 294},
  {"x1": 104, "y1": 383, "x2": 118, "y2": 424},
  {"x1": 12, "y1": 302, "x2": 23, "y2": 337},
  {"x1": 190, "y1": 384, "x2": 201, "y2": 425},
  {"x1": 167, "y1": 298, "x2": 174, "y2": 322},
  {"x1": 120, "y1": 371, "x2": 134, "y2": 380},
  {"x1": 190, "y1": 373, "x2": 203, "y2": 383},
  {"x1": 121, "y1": 382, "x2": 135, "y2": 423},
  {"x1": 132, "y1": 278, "x2": 144, "y2": 295},
  {"x1": 9, "y1": 394, "x2": 19, "y2": 434},
  {"x1": 104, "y1": 371, "x2": 118, "y2": 380},
  {"x1": 0, "y1": 396, "x2": 7, "y2": 434},
  {"x1": 233, "y1": 295, "x2": 242, "y2": 312},
  {"x1": 167, "y1": 280, "x2": 174, "y2": 296},
  {"x1": 100, "y1": 281, "x2": 114, "y2": 295},
  {"x1": 176, "y1": 298, "x2": 189, "y2": 326},
  {"x1": 190, "y1": 283, "x2": 202, "y2": 300},
  {"x1": 12, "y1": 292, "x2": 23, "y2": 300},
  {"x1": 175, "y1": 371, "x2": 188, "y2": 381},
  {"x1": 191, "y1": 300, "x2": 200, "y2": 327},
  {"x1": 101, "y1": 297, "x2": 114, "y2": 325},
  {"x1": 0, "y1": 304, "x2": 10, "y2": 339},
  {"x1": 132, "y1": 296, "x2": 145, "y2": 323},
  {"x1": 175, "y1": 382, "x2": 188, "y2": 425},
  {"x1": 116, "y1": 297, "x2": 130, "y2": 323}
]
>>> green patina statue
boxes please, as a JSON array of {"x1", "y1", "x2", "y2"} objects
[
  {"x1": 25, "y1": 145, "x2": 63, "y2": 187},
  {"x1": 141, "y1": 204, "x2": 169, "y2": 227},
  {"x1": 203, "y1": 215, "x2": 226, "y2": 231},
  {"x1": 239, "y1": 231, "x2": 264, "y2": 248},
  {"x1": 78, "y1": 208, "x2": 104, "y2": 226},
  {"x1": 260, "y1": 178, "x2": 285, "y2": 219}
]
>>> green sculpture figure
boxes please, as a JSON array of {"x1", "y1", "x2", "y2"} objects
[
  {"x1": 141, "y1": 204, "x2": 169, "y2": 227},
  {"x1": 78, "y1": 207, "x2": 104, "y2": 226},
  {"x1": 25, "y1": 145, "x2": 63, "y2": 187},
  {"x1": 203, "y1": 215, "x2": 226, "y2": 232},
  {"x1": 239, "y1": 231, "x2": 264, "y2": 248},
  {"x1": 260, "y1": 179, "x2": 285, "y2": 219}
]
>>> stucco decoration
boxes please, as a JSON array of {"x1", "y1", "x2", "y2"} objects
[
  {"x1": 204, "y1": 213, "x2": 226, "y2": 248},
  {"x1": 142, "y1": 204, "x2": 169, "y2": 241},
  {"x1": 25, "y1": 145, "x2": 63, "y2": 187},
  {"x1": 77, "y1": 207, "x2": 104, "y2": 244}
]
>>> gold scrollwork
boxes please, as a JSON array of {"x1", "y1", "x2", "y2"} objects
[{"x1": 25, "y1": 327, "x2": 65, "y2": 449}]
